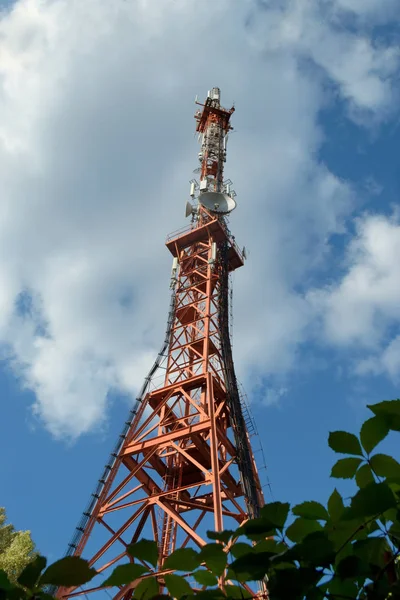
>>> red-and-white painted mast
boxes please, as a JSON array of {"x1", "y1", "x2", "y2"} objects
[{"x1": 56, "y1": 88, "x2": 265, "y2": 600}]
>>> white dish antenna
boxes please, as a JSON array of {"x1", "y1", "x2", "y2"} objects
[
  {"x1": 199, "y1": 191, "x2": 236, "y2": 215},
  {"x1": 185, "y1": 201, "x2": 194, "y2": 218}
]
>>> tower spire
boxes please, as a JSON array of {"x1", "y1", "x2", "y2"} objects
[
  {"x1": 56, "y1": 89, "x2": 265, "y2": 600},
  {"x1": 195, "y1": 87, "x2": 234, "y2": 194}
]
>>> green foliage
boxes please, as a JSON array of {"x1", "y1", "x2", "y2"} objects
[
  {"x1": 370, "y1": 453, "x2": 400, "y2": 479},
  {"x1": 133, "y1": 576, "x2": 159, "y2": 600},
  {"x1": 356, "y1": 463, "x2": 375, "y2": 488},
  {"x1": 328, "y1": 430, "x2": 363, "y2": 456},
  {"x1": 163, "y1": 548, "x2": 201, "y2": 572},
  {"x1": 39, "y1": 557, "x2": 97, "y2": 586},
  {"x1": 259, "y1": 502, "x2": 290, "y2": 530},
  {"x1": 128, "y1": 540, "x2": 158, "y2": 567},
  {"x1": 192, "y1": 570, "x2": 218, "y2": 587},
  {"x1": 0, "y1": 510, "x2": 36, "y2": 584},
  {"x1": 3, "y1": 398, "x2": 400, "y2": 600},
  {"x1": 17, "y1": 557, "x2": 46, "y2": 589},
  {"x1": 163, "y1": 574, "x2": 192, "y2": 598},
  {"x1": 285, "y1": 517, "x2": 322, "y2": 542},
  {"x1": 101, "y1": 564, "x2": 148, "y2": 587},
  {"x1": 360, "y1": 415, "x2": 390, "y2": 454},
  {"x1": 331, "y1": 456, "x2": 363, "y2": 479},
  {"x1": 368, "y1": 399, "x2": 400, "y2": 431},
  {"x1": 199, "y1": 545, "x2": 227, "y2": 577},
  {"x1": 206, "y1": 531, "x2": 235, "y2": 544},
  {"x1": 344, "y1": 481, "x2": 397, "y2": 520},
  {"x1": 0, "y1": 570, "x2": 13, "y2": 591},
  {"x1": 291, "y1": 501, "x2": 328, "y2": 521},
  {"x1": 327, "y1": 488, "x2": 345, "y2": 521}
]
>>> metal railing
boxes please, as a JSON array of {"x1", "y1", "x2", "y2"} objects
[{"x1": 166, "y1": 217, "x2": 245, "y2": 265}]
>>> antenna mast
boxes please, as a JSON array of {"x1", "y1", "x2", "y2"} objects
[{"x1": 55, "y1": 88, "x2": 266, "y2": 600}]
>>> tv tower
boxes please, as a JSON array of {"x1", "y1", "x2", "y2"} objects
[{"x1": 56, "y1": 88, "x2": 265, "y2": 599}]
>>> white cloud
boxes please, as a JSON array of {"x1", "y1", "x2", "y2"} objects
[
  {"x1": 263, "y1": 387, "x2": 288, "y2": 407},
  {"x1": 250, "y1": 0, "x2": 399, "y2": 119},
  {"x1": 311, "y1": 213, "x2": 400, "y2": 380},
  {"x1": 0, "y1": 0, "x2": 398, "y2": 438},
  {"x1": 334, "y1": 0, "x2": 399, "y2": 22},
  {"x1": 356, "y1": 337, "x2": 400, "y2": 381},
  {"x1": 311, "y1": 214, "x2": 400, "y2": 346}
]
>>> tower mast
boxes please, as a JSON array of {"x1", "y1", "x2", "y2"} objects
[{"x1": 56, "y1": 88, "x2": 264, "y2": 599}]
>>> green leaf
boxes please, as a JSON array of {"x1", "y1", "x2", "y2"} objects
[
  {"x1": 229, "y1": 543, "x2": 252, "y2": 559},
  {"x1": 343, "y1": 482, "x2": 396, "y2": 520},
  {"x1": 299, "y1": 531, "x2": 335, "y2": 566},
  {"x1": 229, "y1": 552, "x2": 271, "y2": 581},
  {"x1": 164, "y1": 574, "x2": 192, "y2": 599},
  {"x1": 328, "y1": 576, "x2": 358, "y2": 598},
  {"x1": 356, "y1": 463, "x2": 375, "y2": 488},
  {"x1": 239, "y1": 517, "x2": 276, "y2": 539},
  {"x1": 133, "y1": 576, "x2": 159, "y2": 600},
  {"x1": 364, "y1": 578, "x2": 391, "y2": 599},
  {"x1": 308, "y1": 584, "x2": 328, "y2": 600},
  {"x1": 192, "y1": 569, "x2": 218, "y2": 587},
  {"x1": 328, "y1": 488, "x2": 344, "y2": 521},
  {"x1": 388, "y1": 480, "x2": 400, "y2": 498},
  {"x1": 259, "y1": 502, "x2": 290, "y2": 530},
  {"x1": 327, "y1": 516, "x2": 369, "y2": 551},
  {"x1": 101, "y1": 564, "x2": 148, "y2": 587},
  {"x1": 353, "y1": 537, "x2": 388, "y2": 568},
  {"x1": 328, "y1": 431, "x2": 363, "y2": 456},
  {"x1": 128, "y1": 540, "x2": 158, "y2": 568},
  {"x1": 253, "y1": 539, "x2": 286, "y2": 554},
  {"x1": 0, "y1": 570, "x2": 13, "y2": 591},
  {"x1": 333, "y1": 537, "x2": 354, "y2": 566},
  {"x1": 223, "y1": 584, "x2": 252, "y2": 599},
  {"x1": 370, "y1": 453, "x2": 400, "y2": 479},
  {"x1": 199, "y1": 544, "x2": 227, "y2": 577},
  {"x1": 368, "y1": 400, "x2": 400, "y2": 433},
  {"x1": 365, "y1": 519, "x2": 381, "y2": 535},
  {"x1": 331, "y1": 457, "x2": 363, "y2": 479},
  {"x1": 0, "y1": 589, "x2": 27, "y2": 600},
  {"x1": 336, "y1": 555, "x2": 367, "y2": 579},
  {"x1": 163, "y1": 548, "x2": 201, "y2": 572},
  {"x1": 39, "y1": 557, "x2": 97, "y2": 586},
  {"x1": 285, "y1": 532, "x2": 335, "y2": 567},
  {"x1": 360, "y1": 415, "x2": 390, "y2": 454},
  {"x1": 206, "y1": 530, "x2": 236, "y2": 544},
  {"x1": 195, "y1": 590, "x2": 225, "y2": 600},
  {"x1": 285, "y1": 518, "x2": 322, "y2": 543},
  {"x1": 268, "y1": 566, "x2": 321, "y2": 598},
  {"x1": 17, "y1": 556, "x2": 47, "y2": 589},
  {"x1": 327, "y1": 489, "x2": 345, "y2": 521},
  {"x1": 389, "y1": 520, "x2": 400, "y2": 541},
  {"x1": 292, "y1": 501, "x2": 329, "y2": 521}
]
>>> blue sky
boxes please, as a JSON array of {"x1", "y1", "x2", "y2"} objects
[{"x1": 1, "y1": 0, "x2": 400, "y2": 563}]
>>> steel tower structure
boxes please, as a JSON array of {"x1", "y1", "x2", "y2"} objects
[{"x1": 56, "y1": 88, "x2": 265, "y2": 600}]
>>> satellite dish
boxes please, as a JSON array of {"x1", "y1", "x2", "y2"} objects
[
  {"x1": 199, "y1": 192, "x2": 236, "y2": 215},
  {"x1": 185, "y1": 201, "x2": 194, "y2": 218}
]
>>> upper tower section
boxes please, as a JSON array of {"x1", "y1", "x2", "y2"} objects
[
  {"x1": 190, "y1": 88, "x2": 237, "y2": 216},
  {"x1": 167, "y1": 88, "x2": 243, "y2": 272}
]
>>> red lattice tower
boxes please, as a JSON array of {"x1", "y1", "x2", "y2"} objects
[{"x1": 56, "y1": 88, "x2": 265, "y2": 600}]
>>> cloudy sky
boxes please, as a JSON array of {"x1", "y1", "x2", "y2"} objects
[{"x1": 1, "y1": 0, "x2": 400, "y2": 559}]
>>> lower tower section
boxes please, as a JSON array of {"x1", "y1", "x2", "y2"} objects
[{"x1": 56, "y1": 214, "x2": 264, "y2": 600}]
